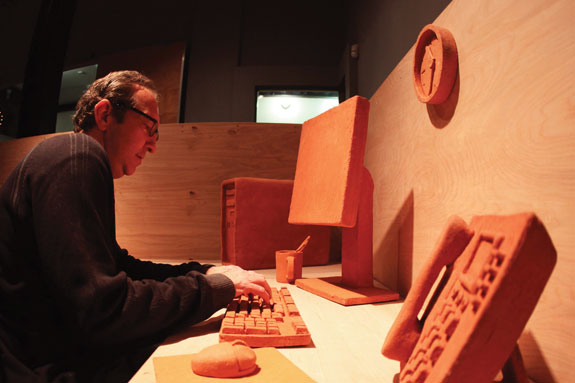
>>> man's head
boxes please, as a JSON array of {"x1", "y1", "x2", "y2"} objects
[{"x1": 73, "y1": 70, "x2": 160, "y2": 179}]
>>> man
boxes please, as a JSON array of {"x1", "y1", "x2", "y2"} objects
[{"x1": 0, "y1": 71, "x2": 271, "y2": 382}]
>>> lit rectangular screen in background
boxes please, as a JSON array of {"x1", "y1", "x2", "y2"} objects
[{"x1": 256, "y1": 90, "x2": 339, "y2": 124}]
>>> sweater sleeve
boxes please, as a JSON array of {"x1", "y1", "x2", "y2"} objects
[
  {"x1": 115, "y1": 248, "x2": 214, "y2": 281},
  {"x1": 28, "y1": 134, "x2": 235, "y2": 347}
]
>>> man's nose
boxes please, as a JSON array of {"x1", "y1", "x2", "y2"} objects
[{"x1": 146, "y1": 137, "x2": 157, "y2": 154}]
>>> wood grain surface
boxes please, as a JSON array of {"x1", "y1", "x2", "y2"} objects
[
  {"x1": 365, "y1": 0, "x2": 574, "y2": 381},
  {"x1": 0, "y1": 123, "x2": 301, "y2": 264},
  {"x1": 131, "y1": 264, "x2": 403, "y2": 383},
  {"x1": 114, "y1": 122, "x2": 302, "y2": 262}
]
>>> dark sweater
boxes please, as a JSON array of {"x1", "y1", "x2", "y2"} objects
[{"x1": 0, "y1": 133, "x2": 235, "y2": 382}]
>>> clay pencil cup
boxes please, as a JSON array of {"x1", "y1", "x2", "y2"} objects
[{"x1": 275, "y1": 250, "x2": 303, "y2": 284}]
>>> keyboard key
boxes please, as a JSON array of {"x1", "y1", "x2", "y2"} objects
[
  {"x1": 219, "y1": 287, "x2": 312, "y2": 347},
  {"x1": 221, "y1": 325, "x2": 244, "y2": 334},
  {"x1": 287, "y1": 303, "x2": 299, "y2": 316}
]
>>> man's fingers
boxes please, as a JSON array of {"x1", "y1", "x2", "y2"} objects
[
  {"x1": 261, "y1": 279, "x2": 272, "y2": 300},
  {"x1": 223, "y1": 268, "x2": 272, "y2": 303},
  {"x1": 247, "y1": 272, "x2": 273, "y2": 302},
  {"x1": 241, "y1": 283, "x2": 271, "y2": 304}
]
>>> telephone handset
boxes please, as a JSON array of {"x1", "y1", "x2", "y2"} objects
[
  {"x1": 382, "y1": 213, "x2": 556, "y2": 383},
  {"x1": 382, "y1": 215, "x2": 474, "y2": 363}
]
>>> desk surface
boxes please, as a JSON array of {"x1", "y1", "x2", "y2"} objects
[{"x1": 130, "y1": 264, "x2": 402, "y2": 382}]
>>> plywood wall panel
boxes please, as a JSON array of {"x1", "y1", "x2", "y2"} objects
[
  {"x1": 0, "y1": 133, "x2": 64, "y2": 186},
  {"x1": 0, "y1": 123, "x2": 301, "y2": 264},
  {"x1": 114, "y1": 123, "x2": 301, "y2": 263},
  {"x1": 366, "y1": 0, "x2": 574, "y2": 381}
]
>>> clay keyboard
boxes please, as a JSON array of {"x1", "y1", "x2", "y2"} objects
[{"x1": 219, "y1": 287, "x2": 312, "y2": 347}]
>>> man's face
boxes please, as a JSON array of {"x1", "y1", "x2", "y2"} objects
[{"x1": 104, "y1": 86, "x2": 159, "y2": 179}]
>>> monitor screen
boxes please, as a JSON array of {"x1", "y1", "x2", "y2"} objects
[
  {"x1": 288, "y1": 96, "x2": 369, "y2": 227},
  {"x1": 287, "y1": 95, "x2": 399, "y2": 305},
  {"x1": 256, "y1": 90, "x2": 339, "y2": 124}
]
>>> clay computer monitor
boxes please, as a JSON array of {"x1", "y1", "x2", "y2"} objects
[{"x1": 288, "y1": 95, "x2": 399, "y2": 305}]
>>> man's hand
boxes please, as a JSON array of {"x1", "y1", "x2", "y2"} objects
[{"x1": 207, "y1": 265, "x2": 272, "y2": 303}]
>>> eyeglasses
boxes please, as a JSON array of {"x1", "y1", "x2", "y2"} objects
[{"x1": 110, "y1": 101, "x2": 159, "y2": 140}]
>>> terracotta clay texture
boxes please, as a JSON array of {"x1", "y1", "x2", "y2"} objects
[
  {"x1": 294, "y1": 168, "x2": 399, "y2": 305},
  {"x1": 295, "y1": 276, "x2": 399, "y2": 306},
  {"x1": 341, "y1": 166, "x2": 375, "y2": 288},
  {"x1": 190, "y1": 340, "x2": 257, "y2": 378},
  {"x1": 382, "y1": 213, "x2": 556, "y2": 383},
  {"x1": 295, "y1": 166, "x2": 399, "y2": 305},
  {"x1": 288, "y1": 95, "x2": 369, "y2": 227},
  {"x1": 289, "y1": 95, "x2": 399, "y2": 305},
  {"x1": 221, "y1": 178, "x2": 330, "y2": 269},
  {"x1": 382, "y1": 215, "x2": 474, "y2": 362},
  {"x1": 154, "y1": 347, "x2": 315, "y2": 383},
  {"x1": 413, "y1": 24, "x2": 458, "y2": 104},
  {"x1": 219, "y1": 287, "x2": 311, "y2": 347},
  {"x1": 276, "y1": 250, "x2": 303, "y2": 284}
]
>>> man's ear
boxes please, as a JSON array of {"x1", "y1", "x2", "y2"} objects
[{"x1": 93, "y1": 99, "x2": 113, "y2": 132}]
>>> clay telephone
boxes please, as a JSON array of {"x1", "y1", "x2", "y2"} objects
[{"x1": 382, "y1": 213, "x2": 556, "y2": 383}]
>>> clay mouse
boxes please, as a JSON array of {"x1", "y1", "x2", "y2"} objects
[{"x1": 191, "y1": 340, "x2": 257, "y2": 378}]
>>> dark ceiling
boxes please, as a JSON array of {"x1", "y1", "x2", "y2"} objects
[{"x1": 0, "y1": 0, "x2": 348, "y2": 89}]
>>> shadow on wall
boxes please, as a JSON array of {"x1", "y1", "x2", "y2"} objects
[
  {"x1": 373, "y1": 190, "x2": 414, "y2": 297},
  {"x1": 427, "y1": 70, "x2": 460, "y2": 129},
  {"x1": 519, "y1": 331, "x2": 557, "y2": 383},
  {"x1": 329, "y1": 227, "x2": 342, "y2": 263}
]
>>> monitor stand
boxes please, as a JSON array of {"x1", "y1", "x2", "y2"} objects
[{"x1": 295, "y1": 167, "x2": 400, "y2": 306}]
